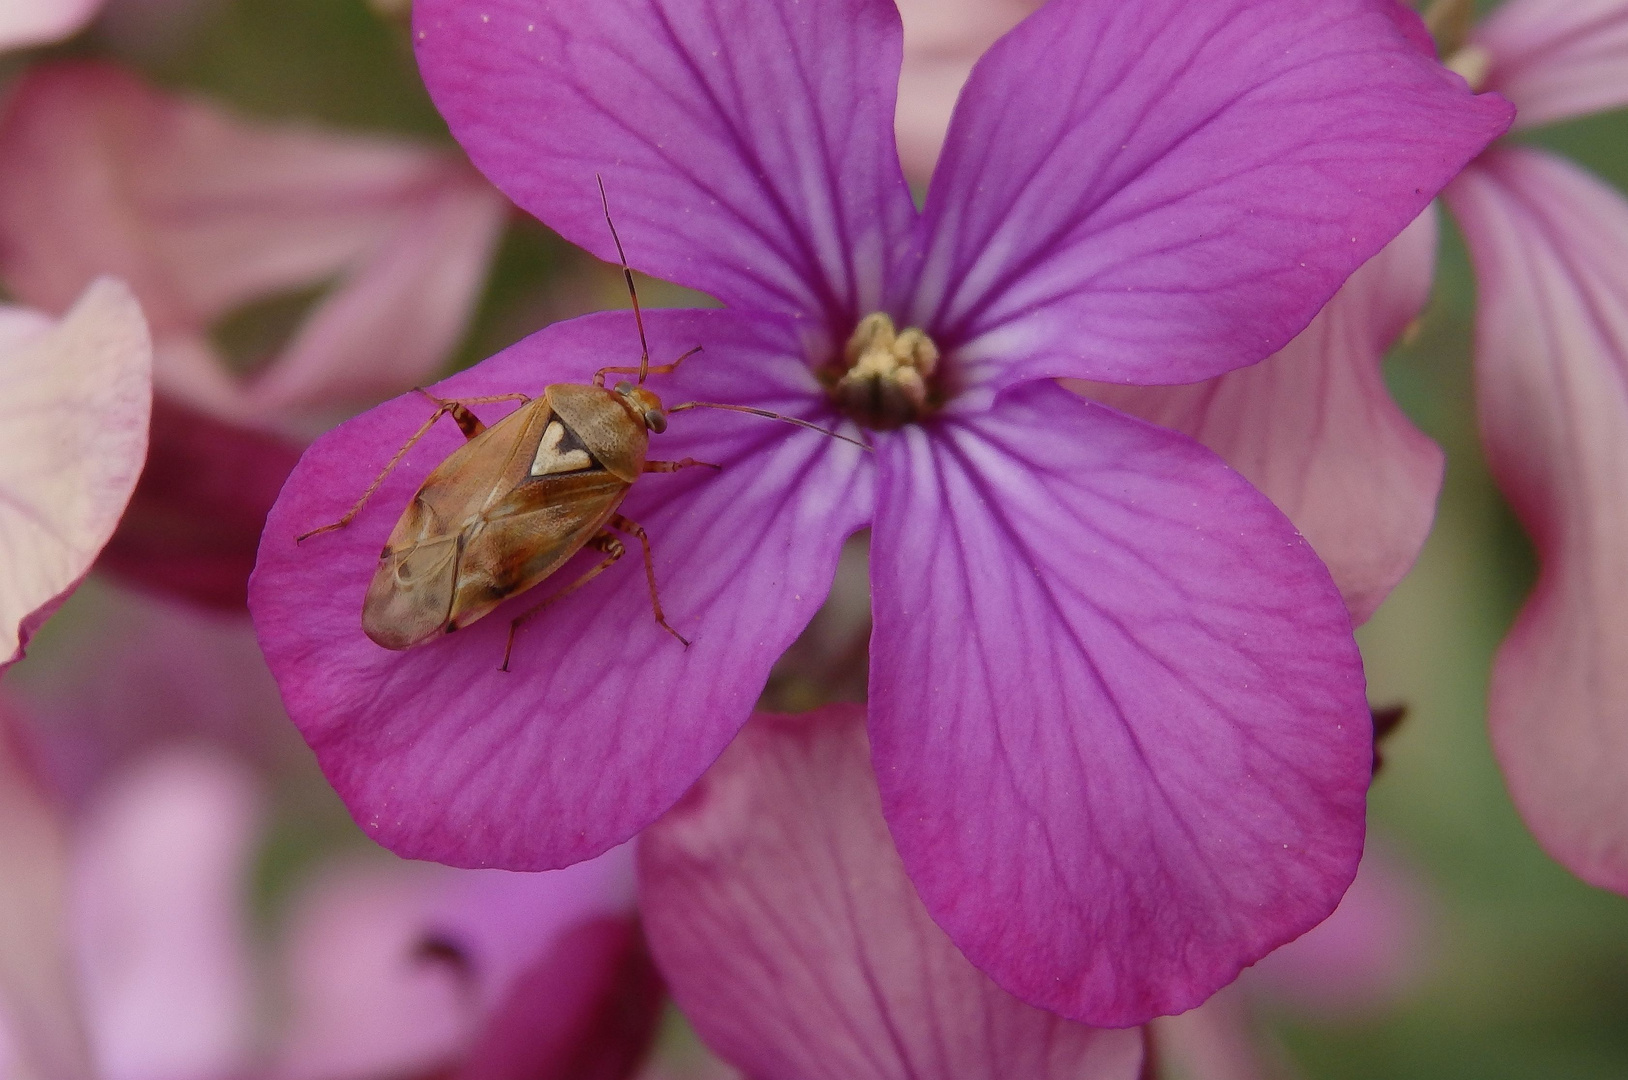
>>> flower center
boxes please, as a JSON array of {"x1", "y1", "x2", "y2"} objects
[
  {"x1": 823, "y1": 313, "x2": 942, "y2": 430},
  {"x1": 1424, "y1": 0, "x2": 1489, "y2": 91}
]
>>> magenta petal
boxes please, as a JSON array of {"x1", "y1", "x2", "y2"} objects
[
  {"x1": 868, "y1": 382, "x2": 1371, "y2": 1026},
  {"x1": 910, "y1": 0, "x2": 1511, "y2": 388},
  {"x1": 639, "y1": 707, "x2": 1144, "y2": 1080},
  {"x1": 1477, "y1": 0, "x2": 1628, "y2": 129},
  {"x1": 1446, "y1": 149, "x2": 1628, "y2": 894},
  {"x1": 250, "y1": 309, "x2": 871, "y2": 870},
  {"x1": 413, "y1": 0, "x2": 917, "y2": 326},
  {"x1": 1079, "y1": 209, "x2": 1444, "y2": 624}
]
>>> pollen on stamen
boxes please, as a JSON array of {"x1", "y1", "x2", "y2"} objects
[{"x1": 824, "y1": 312, "x2": 942, "y2": 430}]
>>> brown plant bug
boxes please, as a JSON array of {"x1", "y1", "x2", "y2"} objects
[{"x1": 297, "y1": 177, "x2": 867, "y2": 671}]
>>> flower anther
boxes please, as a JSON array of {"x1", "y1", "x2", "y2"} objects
[{"x1": 828, "y1": 312, "x2": 942, "y2": 429}]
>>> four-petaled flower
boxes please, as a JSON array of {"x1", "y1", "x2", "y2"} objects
[{"x1": 251, "y1": 0, "x2": 1509, "y2": 1024}]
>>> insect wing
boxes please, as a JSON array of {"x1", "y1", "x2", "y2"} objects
[
  {"x1": 362, "y1": 530, "x2": 461, "y2": 649},
  {"x1": 447, "y1": 469, "x2": 631, "y2": 631}
]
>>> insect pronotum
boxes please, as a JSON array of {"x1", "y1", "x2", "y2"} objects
[{"x1": 298, "y1": 177, "x2": 867, "y2": 671}]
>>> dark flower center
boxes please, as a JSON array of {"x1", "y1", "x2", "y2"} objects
[{"x1": 822, "y1": 312, "x2": 943, "y2": 430}]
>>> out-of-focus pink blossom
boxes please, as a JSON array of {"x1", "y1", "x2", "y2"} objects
[
  {"x1": 1425, "y1": 0, "x2": 1628, "y2": 895},
  {"x1": 0, "y1": 0, "x2": 103, "y2": 51},
  {"x1": 639, "y1": 707, "x2": 1145, "y2": 1080},
  {"x1": 0, "y1": 280, "x2": 152, "y2": 670},
  {"x1": 1154, "y1": 843, "x2": 1432, "y2": 1080},
  {"x1": 0, "y1": 62, "x2": 505, "y2": 608},
  {"x1": 0, "y1": 741, "x2": 659, "y2": 1080}
]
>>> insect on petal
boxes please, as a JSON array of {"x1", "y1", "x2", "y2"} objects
[
  {"x1": 413, "y1": 0, "x2": 919, "y2": 331},
  {"x1": 907, "y1": 0, "x2": 1511, "y2": 389},
  {"x1": 250, "y1": 309, "x2": 872, "y2": 871},
  {"x1": 868, "y1": 381, "x2": 1371, "y2": 1027},
  {"x1": 638, "y1": 707, "x2": 1145, "y2": 1080}
]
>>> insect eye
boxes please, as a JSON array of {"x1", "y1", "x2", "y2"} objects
[
  {"x1": 644, "y1": 409, "x2": 667, "y2": 433},
  {"x1": 614, "y1": 380, "x2": 634, "y2": 394}
]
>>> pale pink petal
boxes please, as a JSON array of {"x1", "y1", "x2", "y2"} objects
[
  {"x1": 893, "y1": 0, "x2": 1038, "y2": 183},
  {"x1": 0, "y1": 0, "x2": 101, "y2": 51},
  {"x1": 0, "y1": 62, "x2": 502, "y2": 432},
  {"x1": 1079, "y1": 209, "x2": 1444, "y2": 624},
  {"x1": 0, "y1": 713, "x2": 92, "y2": 1080},
  {"x1": 72, "y1": 748, "x2": 259, "y2": 1080},
  {"x1": 1476, "y1": 0, "x2": 1628, "y2": 129},
  {"x1": 1249, "y1": 842, "x2": 1430, "y2": 1016},
  {"x1": 639, "y1": 707, "x2": 1145, "y2": 1080},
  {"x1": 1446, "y1": 148, "x2": 1628, "y2": 894},
  {"x1": 0, "y1": 279, "x2": 152, "y2": 668},
  {"x1": 908, "y1": 0, "x2": 1509, "y2": 389},
  {"x1": 869, "y1": 382, "x2": 1371, "y2": 1025}
]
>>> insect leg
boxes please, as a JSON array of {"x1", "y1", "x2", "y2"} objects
[
  {"x1": 593, "y1": 345, "x2": 703, "y2": 387},
  {"x1": 643, "y1": 458, "x2": 722, "y2": 473},
  {"x1": 413, "y1": 389, "x2": 531, "y2": 439},
  {"x1": 605, "y1": 512, "x2": 690, "y2": 649},
  {"x1": 295, "y1": 393, "x2": 532, "y2": 543},
  {"x1": 501, "y1": 532, "x2": 627, "y2": 672}
]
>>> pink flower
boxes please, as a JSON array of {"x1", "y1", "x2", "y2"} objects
[
  {"x1": 0, "y1": 731, "x2": 659, "y2": 1080},
  {"x1": 639, "y1": 706, "x2": 1145, "y2": 1080},
  {"x1": 1425, "y1": 0, "x2": 1628, "y2": 895},
  {"x1": 0, "y1": 280, "x2": 152, "y2": 672},
  {"x1": 893, "y1": 1, "x2": 1452, "y2": 625},
  {"x1": 251, "y1": 0, "x2": 1508, "y2": 1025},
  {"x1": 0, "y1": 62, "x2": 506, "y2": 608}
]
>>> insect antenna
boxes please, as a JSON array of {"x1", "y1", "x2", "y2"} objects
[
  {"x1": 597, "y1": 174, "x2": 652, "y2": 384},
  {"x1": 669, "y1": 401, "x2": 872, "y2": 451}
]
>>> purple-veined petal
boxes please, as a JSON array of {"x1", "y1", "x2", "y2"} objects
[
  {"x1": 638, "y1": 707, "x2": 1145, "y2": 1080},
  {"x1": 1079, "y1": 209, "x2": 1444, "y2": 624},
  {"x1": 71, "y1": 748, "x2": 259, "y2": 1080},
  {"x1": 1476, "y1": 0, "x2": 1628, "y2": 130},
  {"x1": 0, "y1": 0, "x2": 101, "y2": 51},
  {"x1": 0, "y1": 711, "x2": 92, "y2": 1080},
  {"x1": 1446, "y1": 148, "x2": 1628, "y2": 895},
  {"x1": 0, "y1": 62, "x2": 502, "y2": 434},
  {"x1": 909, "y1": 0, "x2": 1510, "y2": 389},
  {"x1": 0, "y1": 279, "x2": 152, "y2": 669},
  {"x1": 868, "y1": 381, "x2": 1371, "y2": 1026},
  {"x1": 413, "y1": 0, "x2": 918, "y2": 329},
  {"x1": 250, "y1": 309, "x2": 872, "y2": 871}
]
